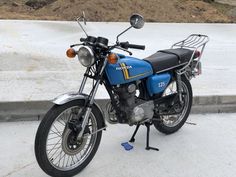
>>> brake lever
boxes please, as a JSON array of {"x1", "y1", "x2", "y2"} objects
[
  {"x1": 70, "y1": 43, "x2": 83, "y2": 48},
  {"x1": 115, "y1": 46, "x2": 132, "y2": 56}
]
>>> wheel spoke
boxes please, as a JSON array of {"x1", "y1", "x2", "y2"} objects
[
  {"x1": 62, "y1": 153, "x2": 66, "y2": 168},
  {"x1": 52, "y1": 124, "x2": 63, "y2": 136},
  {"x1": 47, "y1": 138, "x2": 62, "y2": 155},
  {"x1": 56, "y1": 150, "x2": 64, "y2": 166},
  {"x1": 66, "y1": 155, "x2": 70, "y2": 167},
  {"x1": 47, "y1": 145, "x2": 61, "y2": 153},
  {"x1": 49, "y1": 144, "x2": 62, "y2": 160},
  {"x1": 75, "y1": 154, "x2": 80, "y2": 162},
  {"x1": 71, "y1": 155, "x2": 75, "y2": 166},
  {"x1": 47, "y1": 135, "x2": 61, "y2": 141},
  {"x1": 57, "y1": 119, "x2": 66, "y2": 126},
  {"x1": 49, "y1": 129, "x2": 62, "y2": 137}
]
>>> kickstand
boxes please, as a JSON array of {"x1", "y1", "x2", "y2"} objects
[
  {"x1": 129, "y1": 124, "x2": 140, "y2": 143},
  {"x1": 145, "y1": 122, "x2": 159, "y2": 151}
]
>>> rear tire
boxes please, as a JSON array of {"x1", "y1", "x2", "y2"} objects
[
  {"x1": 35, "y1": 100, "x2": 103, "y2": 177},
  {"x1": 153, "y1": 76, "x2": 192, "y2": 134}
]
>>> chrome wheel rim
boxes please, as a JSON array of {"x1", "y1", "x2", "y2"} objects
[
  {"x1": 161, "y1": 81, "x2": 189, "y2": 127},
  {"x1": 46, "y1": 106, "x2": 97, "y2": 171}
]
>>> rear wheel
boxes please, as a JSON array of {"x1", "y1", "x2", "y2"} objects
[
  {"x1": 35, "y1": 100, "x2": 103, "y2": 177},
  {"x1": 153, "y1": 76, "x2": 192, "y2": 134}
]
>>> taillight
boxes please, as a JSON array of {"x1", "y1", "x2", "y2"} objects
[{"x1": 194, "y1": 50, "x2": 201, "y2": 58}]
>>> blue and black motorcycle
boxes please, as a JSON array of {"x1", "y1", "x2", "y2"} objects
[{"x1": 35, "y1": 13, "x2": 209, "y2": 176}]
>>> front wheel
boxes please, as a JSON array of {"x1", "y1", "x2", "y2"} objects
[
  {"x1": 35, "y1": 100, "x2": 103, "y2": 177},
  {"x1": 153, "y1": 75, "x2": 192, "y2": 134}
]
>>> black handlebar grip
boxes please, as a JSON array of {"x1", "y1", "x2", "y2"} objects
[
  {"x1": 127, "y1": 44, "x2": 145, "y2": 50},
  {"x1": 80, "y1": 37, "x2": 86, "y2": 42},
  {"x1": 120, "y1": 42, "x2": 145, "y2": 50}
]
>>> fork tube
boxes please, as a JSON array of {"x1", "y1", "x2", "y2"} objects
[
  {"x1": 78, "y1": 79, "x2": 101, "y2": 138},
  {"x1": 89, "y1": 59, "x2": 108, "y2": 105},
  {"x1": 78, "y1": 58, "x2": 108, "y2": 138},
  {"x1": 78, "y1": 68, "x2": 89, "y2": 94}
]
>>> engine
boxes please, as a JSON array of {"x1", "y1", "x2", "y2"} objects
[{"x1": 106, "y1": 82, "x2": 154, "y2": 125}]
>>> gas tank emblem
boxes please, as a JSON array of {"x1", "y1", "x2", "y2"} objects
[{"x1": 116, "y1": 65, "x2": 132, "y2": 70}]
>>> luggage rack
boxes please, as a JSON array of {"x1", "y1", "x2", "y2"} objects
[{"x1": 171, "y1": 34, "x2": 209, "y2": 75}]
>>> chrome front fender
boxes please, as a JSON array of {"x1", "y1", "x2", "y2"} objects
[
  {"x1": 53, "y1": 92, "x2": 88, "y2": 105},
  {"x1": 52, "y1": 92, "x2": 106, "y2": 127}
]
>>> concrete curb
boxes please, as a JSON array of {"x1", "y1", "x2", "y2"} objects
[
  {"x1": 192, "y1": 95, "x2": 236, "y2": 114},
  {"x1": 0, "y1": 95, "x2": 236, "y2": 122}
]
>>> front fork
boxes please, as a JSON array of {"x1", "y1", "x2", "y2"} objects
[{"x1": 76, "y1": 59, "x2": 108, "y2": 138}]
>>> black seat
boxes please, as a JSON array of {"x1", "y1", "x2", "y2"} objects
[{"x1": 144, "y1": 48, "x2": 195, "y2": 73}]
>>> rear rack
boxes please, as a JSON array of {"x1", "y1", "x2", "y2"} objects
[{"x1": 171, "y1": 34, "x2": 209, "y2": 75}]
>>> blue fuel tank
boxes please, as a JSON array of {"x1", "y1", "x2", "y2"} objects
[{"x1": 105, "y1": 54, "x2": 153, "y2": 85}]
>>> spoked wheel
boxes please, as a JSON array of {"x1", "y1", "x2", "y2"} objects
[
  {"x1": 35, "y1": 100, "x2": 103, "y2": 177},
  {"x1": 153, "y1": 76, "x2": 192, "y2": 134}
]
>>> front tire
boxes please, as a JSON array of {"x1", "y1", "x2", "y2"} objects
[
  {"x1": 153, "y1": 76, "x2": 192, "y2": 134},
  {"x1": 35, "y1": 100, "x2": 103, "y2": 177}
]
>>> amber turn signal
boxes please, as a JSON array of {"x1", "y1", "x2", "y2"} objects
[
  {"x1": 107, "y1": 53, "x2": 118, "y2": 64},
  {"x1": 66, "y1": 48, "x2": 76, "y2": 58}
]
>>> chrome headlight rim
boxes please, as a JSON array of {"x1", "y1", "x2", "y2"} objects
[{"x1": 77, "y1": 46, "x2": 95, "y2": 67}]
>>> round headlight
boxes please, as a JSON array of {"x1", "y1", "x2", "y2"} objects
[{"x1": 77, "y1": 46, "x2": 95, "y2": 67}]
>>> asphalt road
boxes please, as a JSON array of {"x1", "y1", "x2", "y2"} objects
[{"x1": 0, "y1": 113, "x2": 236, "y2": 177}]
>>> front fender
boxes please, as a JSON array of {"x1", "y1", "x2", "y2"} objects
[
  {"x1": 53, "y1": 92, "x2": 88, "y2": 105},
  {"x1": 53, "y1": 92, "x2": 106, "y2": 127}
]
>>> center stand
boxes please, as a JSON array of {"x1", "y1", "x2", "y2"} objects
[{"x1": 129, "y1": 122, "x2": 159, "y2": 151}]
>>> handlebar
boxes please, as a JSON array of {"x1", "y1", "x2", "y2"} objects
[
  {"x1": 120, "y1": 42, "x2": 145, "y2": 50},
  {"x1": 79, "y1": 38, "x2": 145, "y2": 54}
]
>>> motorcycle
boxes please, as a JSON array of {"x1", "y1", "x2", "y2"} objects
[{"x1": 35, "y1": 13, "x2": 209, "y2": 177}]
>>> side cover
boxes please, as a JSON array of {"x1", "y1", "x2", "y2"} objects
[
  {"x1": 146, "y1": 73, "x2": 171, "y2": 96},
  {"x1": 105, "y1": 55, "x2": 153, "y2": 85}
]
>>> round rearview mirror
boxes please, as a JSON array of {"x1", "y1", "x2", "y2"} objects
[{"x1": 130, "y1": 14, "x2": 144, "y2": 29}]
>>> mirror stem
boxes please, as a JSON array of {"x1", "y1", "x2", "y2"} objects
[
  {"x1": 116, "y1": 26, "x2": 132, "y2": 44},
  {"x1": 77, "y1": 17, "x2": 88, "y2": 37}
]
